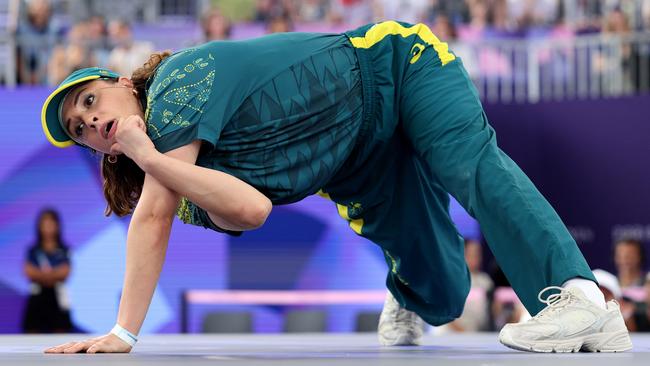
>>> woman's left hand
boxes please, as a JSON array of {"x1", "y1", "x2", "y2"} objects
[{"x1": 110, "y1": 115, "x2": 156, "y2": 166}]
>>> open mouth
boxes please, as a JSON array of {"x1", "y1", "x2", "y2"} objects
[{"x1": 105, "y1": 120, "x2": 115, "y2": 138}]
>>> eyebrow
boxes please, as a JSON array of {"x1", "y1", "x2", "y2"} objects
[{"x1": 65, "y1": 86, "x2": 88, "y2": 135}]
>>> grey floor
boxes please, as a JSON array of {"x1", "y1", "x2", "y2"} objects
[{"x1": 1, "y1": 333, "x2": 649, "y2": 365}]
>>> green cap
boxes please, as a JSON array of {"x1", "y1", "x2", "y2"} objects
[{"x1": 41, "y1": 67, "x2": 119, "y2": 148}]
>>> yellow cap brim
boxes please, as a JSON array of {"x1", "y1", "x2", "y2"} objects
[{"x1": 41, "y1": 75, "x2": 102, "y2": 148}]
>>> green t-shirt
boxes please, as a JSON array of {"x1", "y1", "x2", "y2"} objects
[{"x1": 144, "y1": 32, "x2": 364, "y2": 231}]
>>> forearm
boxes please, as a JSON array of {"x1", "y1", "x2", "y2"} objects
[
  {"x1": 116, "y1": 214, "x2": 172, "y2": 335},
  {"x1": 141, "y1": 150, "x2": 271, "y2": 229},
  {"x1": 51, "y1": 265, "x2": 70, "y2": 282},
  {"x1": 25, "y1": 265, "x2": 56, "y2": 286},
  {"x1": 25, "y1": 265, "x2": 44, "y2": 283}
]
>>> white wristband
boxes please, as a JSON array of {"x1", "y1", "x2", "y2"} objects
[{"x1": 110, "y1": 324, "x2": 138, "y2": 347}]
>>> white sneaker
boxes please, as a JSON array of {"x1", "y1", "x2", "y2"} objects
[
  {"x1": 378, "y1": 290, "x2": 425, "y2": 346},
  {"x1": 499, "y1": 286, "x2": 633, "y2": 353}
]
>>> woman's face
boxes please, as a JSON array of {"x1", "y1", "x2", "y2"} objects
[
  {"x1": 60, "y1": 78, "x2": 144, "y2": 154},
  {"x1": 39, "y1": 214, "x2": 59, "y2": 240},
  {"x1": 206, "y1": 14, "x2": 229, "y2": 40},
  {"x1": 614, "y1": 242, "x2": 642, "y2": 272},
  {"x1": 464, "y1": 240, "x2": 482, "y2": 273}
]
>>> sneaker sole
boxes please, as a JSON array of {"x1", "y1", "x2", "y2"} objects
[
  {"x1": 499, "y1": 329, "x2": 633, "y2": 353},
  {"x1": 378, "y1": 334, "x2": 422, "y2": 347}
]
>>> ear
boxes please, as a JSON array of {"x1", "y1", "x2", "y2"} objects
[{"x1": 117, "y1": 77, "x2": 134, "y2": 88}]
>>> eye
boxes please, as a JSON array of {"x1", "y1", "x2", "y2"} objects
[
  {"x1": 74, "y1": 122, "x2": 85, "y2": 138},
  {"x1": 84, "y1": 94, "x2": 95, "y2": 107}
]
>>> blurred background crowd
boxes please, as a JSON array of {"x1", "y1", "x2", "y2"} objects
[
  {"x1": 1, "y1": 0, "x2": 650, "y2": 102},
  {"x1": 447, "y1": 238, "x2": 650, "y2": 334}
]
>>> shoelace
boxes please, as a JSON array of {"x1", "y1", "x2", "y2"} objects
[{"x1": 533, "y1": 286, "x2": 574, "y2": 321}]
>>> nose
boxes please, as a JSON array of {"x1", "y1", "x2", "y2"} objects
[
  {"x1": 87, "y1": 116, "x2": 100, "y2": 130},
  {"x1": 83, "y1": 116, "x2": 105, "y2": 139}
]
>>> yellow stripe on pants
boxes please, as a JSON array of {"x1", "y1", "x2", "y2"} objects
[{"x1": 317, "y1": 190, "x2": 364, "y2": 235}]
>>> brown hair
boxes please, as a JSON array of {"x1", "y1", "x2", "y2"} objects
[{"x1": 101, "y1": 51, "x2": 172, "y2": 217}]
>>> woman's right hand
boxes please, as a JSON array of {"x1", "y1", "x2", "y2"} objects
[
  {"x1": 111, "y1": 114, "x2": 156, "y2": 167},
  {"x1": 44, "y1": 333, "x2": 133, "y2": 354}
]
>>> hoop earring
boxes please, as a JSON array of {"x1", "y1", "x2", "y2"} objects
[{"x1": 107, "y1": 155, "x2": 118, "y2": 164}]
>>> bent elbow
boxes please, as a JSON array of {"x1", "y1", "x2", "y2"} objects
[
  {"x1": 249, "y1": 199, "x2": 273, "y2": 229},
  {"x1": 240, "y1": 199, "x2": 272, "y2": 230}
]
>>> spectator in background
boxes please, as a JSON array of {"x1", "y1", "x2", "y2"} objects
[
  {"x1": 107, "y1": 20, "x2": 154, "y2": 77},
  {"x1": 201, "y1": 9, "x2": 232, "y2": 41},
  {"x1": 465, "y1": 239, "x2": 493, "y2": 292},
  {"x1": 84, "y1": 15, "x2": 111, "y2": 67},
  {"x1": 22, "y1": 209, "x2": 73, "y2": 333},
  {"x1": 423, "y1": 0, "x2": 470, "y2": 26},
  {"x1": 617, "y1": 1, "x2": 650, "y2": 92},
  {"x1": 328, "y1": 0, "x2": 374, "y2": 26},
  {"x1": 490, "y1": 0, "x2": 510, "y2": 33},
  {"x1": 294, "y1": 0, "x2": 330, "y2": 22},
  {"x1": 614, "y1": 238, "x2": 646, "y2": 289},
  {"x1": 488, "y1": 261, "x2": 528, "y2": 330},
  {"x1": 457, "y1": 0, "x2": 512, "y2": 79},
  {"x1": 47, "y1": 21, "x2": 97, "y2": 85},
  {"x1": 432, "y1": 13, "x2": 457, "y2": 41},
  {"x1": 592, "y1": 268, "x2": 637, "y2": 330},
  {"x1": 16, "y1": 0, "x2": 59, "y2": 84},
  {"x1": 593, "y1": 269, "x2": 622, "y2": 302},
  {"x1": 630, "y1": 272, "x2": 650, "y2": 332},
  {"x1": 562, "y1": 0, "x2": 602, "y2": 33},
  {"x1": 599, "y1": 8, "x2": 633, "y2": 92},
  {"x1": 373, "y1": 0, "x2": 430, "y2": 24},
  {"x1": 638, "y1": 0, "x2": 650, "y2": 31},
  {"x1": 508, "y1": 0, "x2": 558, "y2": 31},
  {"x1": 457, "y1": 0, "x2": 490, "y2": 42},
  {"x1": 445, "y1": 239, "x2": 493, "y2": 332},
  {"x1": 254, "y1": 0, "x2": 282, "y2": 22},
  {"x1": 548, "y1": 1, "x2": 574, "y2": 37},
  {"x1": 267, "y1": 10, "x2": 294, "y2": 33}
]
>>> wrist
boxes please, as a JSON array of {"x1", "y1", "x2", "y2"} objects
[
  {"x1": 137, "y1": 147, "x2": 159, "y2": 173},
  {"x1": 110, "y1": 323, "x2": 138, "y2": 347}
]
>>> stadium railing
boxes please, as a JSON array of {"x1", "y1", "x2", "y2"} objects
[{"x1": 456, "y1": 32, "x2": 650, "y2": 104}]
